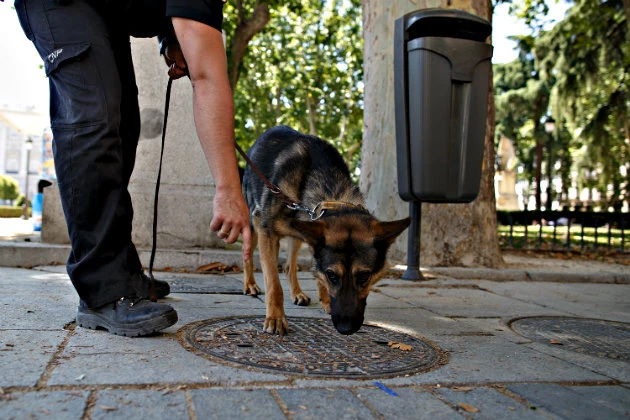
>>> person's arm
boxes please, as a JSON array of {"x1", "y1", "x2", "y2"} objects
[{"x1": 168, "y1": 17, "x2": 251, "y2": 260}]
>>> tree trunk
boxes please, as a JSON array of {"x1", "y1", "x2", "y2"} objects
[
  {"x1": 360, "y1": 0, "x2": 503, "y2": 268},
  {"x1": 227, "y1": 1, "x2": 271, "y2": 91},
  {"x1": 535, "y1": 137, "x2": 543, "y2": 211}
]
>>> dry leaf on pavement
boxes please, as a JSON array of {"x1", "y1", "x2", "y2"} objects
[
  {"x1": 458, "y1": 403, "x2": 479, "y2": 413},
  {"x1": 388, "y1": 341, "x2": 413, "y2": 351}
]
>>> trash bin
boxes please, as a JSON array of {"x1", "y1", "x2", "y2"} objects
[{"x1": 394, "y1": 8, "x2": 493, "y2": 203}]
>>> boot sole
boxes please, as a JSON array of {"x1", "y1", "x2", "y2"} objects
[{"x1": 76, "y1": 309, "x2": 178, "y2": 337}]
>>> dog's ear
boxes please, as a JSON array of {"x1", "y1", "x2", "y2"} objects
[
  {"x1": 372, "y1": 218, "x2": 411, "y2": 244},
  {"x1": 290, "y1": 220, "x2": 326, "y2": 245}
]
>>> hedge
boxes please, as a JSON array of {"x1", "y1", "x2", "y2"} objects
[{"x1": 0, "y1": 206, "x2": 31, "y2": 218}]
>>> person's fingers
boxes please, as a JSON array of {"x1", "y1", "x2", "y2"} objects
[{"x1": 225, "y1": 228, "x2": 239, "y2": 244}]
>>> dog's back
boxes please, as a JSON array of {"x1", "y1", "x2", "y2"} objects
[{"x1": 242, "y1": 125, "x2": 362, "y2": 226}]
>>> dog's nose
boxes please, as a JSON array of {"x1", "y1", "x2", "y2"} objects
[{"x1": 332, "y1": 316, "x2": 363, "y2": 335}]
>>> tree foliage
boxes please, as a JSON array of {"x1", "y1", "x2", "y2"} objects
[
  {"x1": 494, "y1": 35, "x2": 551, "y2": 209},
  {"x1": 0, "y1": 175, "x2": 19, "y2": 203},
  {"x1": 224, "y1": 0, "x2": 364, "y2": 175},
  {"x1": 494, "y1": 0, "x2": 629, "y2": 209},
  {"x1": 535, "y1": 0, "x2": 629, "y2": 209}
]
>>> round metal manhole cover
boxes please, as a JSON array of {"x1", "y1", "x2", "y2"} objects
[
  {"x1": 179, "y1": 316, "x2": 447, "y2": 379},
  {"x1": 509, "y1": 316, "x2": 630, "y2": 361}
]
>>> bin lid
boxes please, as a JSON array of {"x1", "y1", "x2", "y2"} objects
[{"x1": 405, "y1": 8, "x2": 491, "y2": 42}]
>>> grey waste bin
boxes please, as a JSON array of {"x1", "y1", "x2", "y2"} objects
[{"x1": 394, "y1": 9, "x2": 493, "y2": 203}]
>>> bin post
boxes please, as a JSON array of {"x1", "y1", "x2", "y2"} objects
[{"x1": 402, "y1": 201, "x2": 424, "y2": 280}]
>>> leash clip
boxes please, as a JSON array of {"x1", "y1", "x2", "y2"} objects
[{"x1": 309, "y1": 203, "x2": 326, "y2": 221}]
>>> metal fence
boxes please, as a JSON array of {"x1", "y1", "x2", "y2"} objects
[{"x1": 497, "y1": 210, "x2": 629, "y2": 253}]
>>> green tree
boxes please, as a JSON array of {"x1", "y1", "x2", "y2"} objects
[
  {"x1": 535, "y1": 0, "x2": 629, "y2": 209},
  {"x1": 226, "y1": 0, "x2": 364, "y2": 175},
  {"x1": 0, "y1": 175, "x2": 19, "y2": 203},
  {"x1": 494, "y1": 35, "x2": 551, "y2": 210}
]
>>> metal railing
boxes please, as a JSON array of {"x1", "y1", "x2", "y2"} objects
[{"x1": 497, "y1": 210, "x2": 629, "y2": 253}]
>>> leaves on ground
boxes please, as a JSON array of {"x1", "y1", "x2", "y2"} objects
[
  {"x1": 458, "y1": 403, "x2": 479, "y2": 413},
  {"x1": 388, "y1": 341, "x2": 413, "y2": 351},
  {"x1": 197, "y1": 262, "x2": 242, "y2": 274}
]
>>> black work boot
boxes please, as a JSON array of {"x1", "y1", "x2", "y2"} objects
[
  {"x1": 76, "y1": 297, "x2": 178, "y2": 337},
  {"x1": 134, "y1": 272, "x2": 171, "y2": 299}
]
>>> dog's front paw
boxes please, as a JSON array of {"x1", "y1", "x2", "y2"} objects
[
  {"x1": 244, "y1": 283, "x2": 261, "y2": 296},
  {"x1": 264, "y1": 316, "x2": 289, "y2": 335},
  {"x1": 292, "y1": 292, "x2": 311, "y2": 306}
]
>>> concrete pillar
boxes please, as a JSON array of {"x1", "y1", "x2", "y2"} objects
[{"x1": 129, "y1": 38, "x2": 222, "y2": 250}]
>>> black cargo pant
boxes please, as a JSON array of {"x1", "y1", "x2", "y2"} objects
[{"x1": 15, "y1": 0, "x2": 145, "y2": 308}]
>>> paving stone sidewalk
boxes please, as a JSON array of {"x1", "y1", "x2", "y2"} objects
[{"x1": 1, "y1": 260, "x2": 629, "y2": 419}]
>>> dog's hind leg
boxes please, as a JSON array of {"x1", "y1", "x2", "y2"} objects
[
  {"x1": 243, "y1": 227, "x2": 261, "y2": 296},
  {"x1": 259, "y1": 230, "x2": 288, "y2": 335},
  {"x1": 284, "y1": 237, "x2": 311, "y2": 306}
]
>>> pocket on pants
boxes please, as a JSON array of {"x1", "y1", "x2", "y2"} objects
[{"x1": 43, "y1": 43, "x2": 91, "y2": 76}]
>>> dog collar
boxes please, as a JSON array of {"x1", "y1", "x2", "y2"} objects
[{"x1": 310, "y1": 201, "x2": 367, "y2": 221}]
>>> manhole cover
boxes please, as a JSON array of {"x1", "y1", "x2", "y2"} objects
[
  {"x1": 509, "y1": 316, "x2": 630, "y2": 361},
  {"x1": 167, "y1": 278, "x2": 242, "y2": 294},
  {"x1": 179, "y1": 316, "x2": 446, "y2": 379}
]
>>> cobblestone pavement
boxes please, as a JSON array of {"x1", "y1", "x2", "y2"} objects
[{"x1": 1, "y1": 257, "x2": 629, "y2": 419}]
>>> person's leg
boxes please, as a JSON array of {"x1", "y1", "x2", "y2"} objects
[{"x1": 14, "y1": 0, "x2": 170, "y2": 308}]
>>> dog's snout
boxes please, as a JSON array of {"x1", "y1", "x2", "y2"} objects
[
  {"x1": 333, "y1": 316, "x2": 363, "y2": 335},
  {"x1": 330, "y1": 296, "x2": 366, "y2": 335}
]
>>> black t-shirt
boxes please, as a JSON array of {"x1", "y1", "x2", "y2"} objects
[
  {"x1": 166, "y1": 0, "x2": 225, "y2": 33},
  {"x1": 123, "y1": 0, "x2": 224, "y2": 38}
]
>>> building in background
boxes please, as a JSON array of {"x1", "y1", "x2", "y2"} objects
[{"x1": 0, "y1": 107, "x2": 50, "y2": 203}]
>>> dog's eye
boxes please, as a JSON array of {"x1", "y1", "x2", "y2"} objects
[
  {"x1": 325, "y1": 270, "x2": 340, "y2": 285},
  {"x1": 355, "y1": 272, "x2": 371, "y2": 286}
]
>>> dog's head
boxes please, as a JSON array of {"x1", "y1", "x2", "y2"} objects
[{"x1": 291, "y1": 213, "x2": 410, "y2": 335}]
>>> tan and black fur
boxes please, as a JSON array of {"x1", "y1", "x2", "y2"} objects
[{"x1": 242, "y1": 126, "x2": 410, "y2": 335}]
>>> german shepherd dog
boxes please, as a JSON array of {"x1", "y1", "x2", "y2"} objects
[{"x1": 242, "y1": 126, "x2": 410, "y2": 335}]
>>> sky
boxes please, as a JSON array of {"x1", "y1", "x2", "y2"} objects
[{"x1": 0, "y1": 1, "x2": 570, "y2": 115}]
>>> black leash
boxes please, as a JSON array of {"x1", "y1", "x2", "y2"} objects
[{"x1": 147, "y1": 77, "x2": 173, "y2": 302}]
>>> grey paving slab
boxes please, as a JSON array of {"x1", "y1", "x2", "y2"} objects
[
  {"x1": 567, "y1": 385, "x2": 630, "y2": 416},
  {"x1": 523, "y1": 342, "x2": 630, "y2": 382},
  {"x1": 474, "y1": 281, "x2": 630, "y2": 322},
  {"x1": 47, "y1": 329, "x2": 289, "y2": 386},
  {"x1": 0, "y1": 292, "x2": 76, "y2": 330},
  {"x1": 433, "y1": 386, "x2": 550, "y2": 419},
  {"x1": 0, "y1": 329, "x2": 67, "y2": 387},
  {"x1": 377, "y1": 286, "x2": 563, "y2": 318},
  {"x1": 364, "y1": 306, "x2": 510, "y2": 341},
  {"x1": 457, "y1": 317, "x2": 630, "y2": 382},
  {"x1": 357, "y1": 386, "x2": 464, "y2": 419},
  {"x1": 0, "y1": 267, "x2": 77, "y2": 330},
  {"x1": 92, "y1": 389, "x2": 188, "y2": 420},
  {"x1": 190, "y1": 389, "x2": 285, "y2": 419},
  {"x1": 276, "y1": 388, "x2": 376, "y2": 419},
  {"x1": 0, "y1": 390, "x2": 88, "y2": 420},
  {"x1": 166, "y1": 292, "x2": 265, "y2": 309},
  {"x1": 411, "y1": 336, "x2": 610, "y2": 385},
  {"x1": 0, "y1": 267, "x2": 70, "y2": 285},
  {"x1": 507, "y1": 383, "x2": 629, "y2": 420}
]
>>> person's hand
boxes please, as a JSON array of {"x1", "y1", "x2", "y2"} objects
[
  {"x1": 209, "y1": 187, "x2": 252, "y2": 261},
  {"x1": 162, "y1": 41, "x2": 189, "y2": 79}
]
